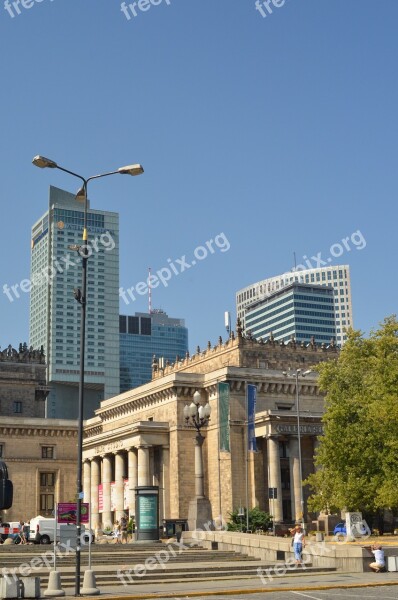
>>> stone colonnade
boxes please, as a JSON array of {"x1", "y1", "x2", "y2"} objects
[
  {"x1": 265, "y1": 433, "x2": 319, "y2": 522},
  {"x1": 83, "y1": 445, "x2": 170, "y2": 530}
]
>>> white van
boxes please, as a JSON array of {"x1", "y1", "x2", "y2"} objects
[{"x1": 29, "y1": 516, "x2": 93, "y2": 545}]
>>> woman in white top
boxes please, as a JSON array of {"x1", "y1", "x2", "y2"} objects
[
  {"x1": 369, "y1": 544, "x2": 385, "y2": 572},
  {"x1": 290, "y1": 525, "x2": 306, "y2": 564}
]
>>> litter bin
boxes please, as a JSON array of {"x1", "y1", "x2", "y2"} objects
[{"x1": 315, "y1": 532, "x2": 324, "y2": 542}]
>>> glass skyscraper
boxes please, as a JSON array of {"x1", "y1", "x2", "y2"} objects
[
  {"x1": 236, "y1": 265, "x2": 352, "y2": 346},
  {"x1": 30, "y1": 186, "x2": 120, "y2": 419},
  {"x1": 119, "y1": 310, "x2": 189, "y2": 392},
  {"x1": 244, "y1": 283, "x2": 336, "y2": 345}
]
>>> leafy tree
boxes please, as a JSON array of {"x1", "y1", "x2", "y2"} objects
[
  {"x1": 306, "y1": 316, "x2": 398, "y2": 514},
  {"x1": 227, "y1": 506, "x2": 272, "y2": 532}
]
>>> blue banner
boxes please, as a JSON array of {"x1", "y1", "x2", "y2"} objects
[{"x1": 247, "y1": 384, "x2": 257, "y2": 452}]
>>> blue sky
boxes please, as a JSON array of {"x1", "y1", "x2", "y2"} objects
[{"x1": 0, "y1": 0, "x2": 397, "y2": 353}]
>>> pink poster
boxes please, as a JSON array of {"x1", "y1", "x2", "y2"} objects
[
  {"x1": 98, "y1": 483, "x2": 103, "y2": 512},
  {"x1": 124, "y1": 478, "x2": 129, "y2": 510}
]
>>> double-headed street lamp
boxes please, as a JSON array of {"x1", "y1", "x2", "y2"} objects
[
  {"x1": 184, "y1": 391, "x2": 211, "y2": 501},
  {"x1": 282, "y1": 368, "x2": 312, "y2": 524},
  {"x1": 32, "y1": 155, "x2": 144, "y2": 596}
]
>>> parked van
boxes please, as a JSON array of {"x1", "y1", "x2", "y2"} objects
[{"x1": 29, "y1": 516, "x2": 93, "y2": 545}]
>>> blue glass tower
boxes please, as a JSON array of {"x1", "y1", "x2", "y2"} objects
[
  {"x1": 119, "y1": 310, "x2": 189, "y2": 392},
  {"x1": 244, "y1": 283, "x2": 336, "y2": 345}
]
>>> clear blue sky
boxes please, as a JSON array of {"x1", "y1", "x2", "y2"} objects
[{"x1": 0, "y1": 0, "x2": 397, "y2": 353}]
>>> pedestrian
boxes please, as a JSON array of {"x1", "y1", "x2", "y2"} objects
[
  {"x1": 113, "y1": 521, "x2": 122, "y2": 544},
  {"x1": 120, "y1": 515, "x2": 128, "y2": 544},
  {"x1": 17, "y1": 520, "x2": 26, "y2": 544},
  {"x1": 289, "y1": 524, "x2": 306, "y2": 564},
  {"x1": 369, "y1": 544, "x2": 385, "y2": 572}
]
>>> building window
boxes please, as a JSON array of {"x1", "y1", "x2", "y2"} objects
[
  {"x1": 40, "y1": 472, "x2": 55, "y2": 487},
  {"x1": 40, "y1": 494, "x2": 54, "y2": 513},
  {"x1": 0, "y1": 445, "x2": 3, "y2": 458},
  {"x1": 42, "y1": 446, "x2": 55, "y2": 459},
  {"x1": 13, "y1": 401, "x2": 22, "y2": 414}
]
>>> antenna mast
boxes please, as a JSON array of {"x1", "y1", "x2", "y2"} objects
[{"x1": 148, "y1": 267, "x2": 152, "y2": 314}]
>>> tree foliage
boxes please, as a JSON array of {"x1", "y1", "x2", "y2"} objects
[
  {"x1": 306, "y1": 316, "x2": 398, "y2": 514},
  {"x1": 227, "y1": 506, "x2": 272, "y2": 532}
]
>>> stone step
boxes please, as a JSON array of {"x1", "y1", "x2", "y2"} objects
[{"x1": 32, "y1": 566, "x2": 337, "y2": 588}]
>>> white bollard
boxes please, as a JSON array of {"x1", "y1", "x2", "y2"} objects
[
  {"x1": 43, "y1": 571, "x2": 65, "y2": 597},
  {"x1": 81, "y1": 570, "x2": 100, "y2": 595}
]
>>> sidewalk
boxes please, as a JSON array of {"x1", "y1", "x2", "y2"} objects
[{"x1": 63, "y1": 569, "x2": 398, "y2": 598}]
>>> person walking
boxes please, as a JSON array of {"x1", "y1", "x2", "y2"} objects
[
  {"x1": 113, "y1": 521, "x2": 122, "y2": 544},
  {"x1": 290, "y1": 524, "x2": 306, "y2": 564},
  {"x1": 120, "y1": 515, "x2": 128, "y2": 544}
]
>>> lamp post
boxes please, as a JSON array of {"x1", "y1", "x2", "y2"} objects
[
  {"x1": 32, "y1": 155, "x2": 144, "y2": 596},
  {"x1": 283, "y1": 368, "x2": 312, "y2": 524},
  {"x1": 184, "y1": 391, "x2": 212, "y2": 529}
]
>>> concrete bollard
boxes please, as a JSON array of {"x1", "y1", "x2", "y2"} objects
[
  {"x1": 0, "y1": 577, "x2": 18, "y2": 599},
  {"x1": 81, "y1": 570, "x2": 100, "y2": 595},
  {"x1": 43, "y1": 571, "x2": 65, "y2": 597}
]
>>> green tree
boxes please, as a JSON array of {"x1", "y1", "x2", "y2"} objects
[
  {"x1": 227, "y1": 506, "x2": 272, "y2": 532},
  {"x1": 306, "y1": 316, "x2": 398, "y2": 514}
]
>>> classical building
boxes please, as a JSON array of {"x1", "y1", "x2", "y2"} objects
[
  {"x1": 83, "y1": 323, "x2": 338, "y2": 529},
  {"x1": 236, "y1": 265, "x2": 353, "y2": 346},
  {"x1": 0, "y1": 345, "x2": 78, "y2": 522}
]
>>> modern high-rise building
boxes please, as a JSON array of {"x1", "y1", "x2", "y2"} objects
[
  {"x1": 236, "y1": 265, "x2": 353, "y2": 346},
  {"x1": 30, "y1": 186, "x2": 120, "y2": 419},
  {"x1": 244, "y1": 283, "x2": 336, "y2": 345},
  {"x1": 119, "y1": 309, "x2": 189, "y2": 392}
]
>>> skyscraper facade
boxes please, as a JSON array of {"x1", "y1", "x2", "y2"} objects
[
  {"x1": 119, "y1": 309, "x2": 189, "y2": 392},
  {"x1": 236, "y1": 265, "x2": 353, "y2": 346},
  {"x1": 30, "y1": 186, "x2": 120, "y2": 419},
  {"x1": 244, "y1": 283, "x2": 336, "y2": 344}
]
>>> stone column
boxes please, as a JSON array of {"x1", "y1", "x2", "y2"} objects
[
  {"x1": 137, "y1": 446, "x2": 150, "y2": 487},
  {"x1": 289, "y1": 436, "x2": 302, "y2": 522},
  {"x1": 83, "y1": 460, "x2": 91, "y2": 505},
  {"x1": 90, "y1": 458, "x2": 101, "y2": 530},
  {"x1": 102, "y1": 454, "x2": 113, "y2": 529},
  {"x1": 267, "y1": 436, "x2": 283, "y2": 522},
  {"x1": 128, "y1": 448, "x2": 138, "y2": 518},
  {"x1": 161, "y1": 446, "x2": 170, "y2": 520},
  {"x1": 114, "y1": 452, "x2": 126, "y2": 520}
]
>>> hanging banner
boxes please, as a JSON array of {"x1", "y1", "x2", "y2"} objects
[
  {"x1": 218, "y1": 382, "x2": 230, "y2": 452},
  {"x1": 124, "y1": 478, "x2": 129, "y2": 510},
  {"x1": 247, "y1": 383, "x2": 257, "y2": 452},
  {"x1": 98, "y1": 484, "x2": 103, "y2": 513},
  {"x1": 110, "y1": 482, "x2": 116, "y2": 511}
]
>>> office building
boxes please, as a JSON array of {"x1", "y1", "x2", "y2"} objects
[
  {"x1": 236, "y1": 265, "x2": 353, "y2": 346},
  {"x1": 119, "y1": 309, "x2": 189, "y2": 392},
  {"x1": 244, "y1": 283, "x2": 336, "y2": 345},
  {"x1": 29, "y1": 186, "x2": 120, "y2": 419}
]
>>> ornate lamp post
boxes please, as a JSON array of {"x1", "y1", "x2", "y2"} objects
[
  {"x1": 283, "y1": 368, "x2": 312, "y2": 524},
  {"x1": 184, "y1": 391, "x2": 212, "y2": 530},
  {"x1": 33, "y1": 155, "x2": 143, "y2": 596}
]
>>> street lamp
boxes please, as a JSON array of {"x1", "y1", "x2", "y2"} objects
[
  {"x1": 282, "y1": 369, "x2": 312, "y2": 524},
  {"x1": 32, "y1": 155, "x2": 144, "y2": 597},
  {"x1": 184, "y1": 391, "x2": 212, "y2": 528}
]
